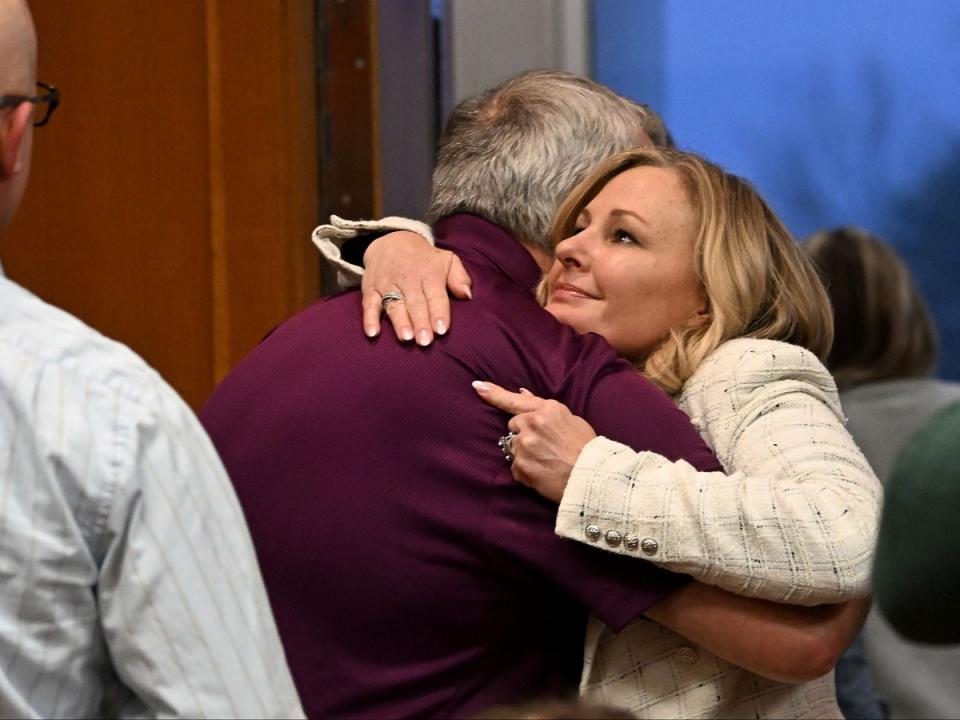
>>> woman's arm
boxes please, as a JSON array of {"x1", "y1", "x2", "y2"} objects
[
  {"x1": 644, "y1": 581, "x2": 868, "y2": 683},
  {"x1": 312, "y1": 217, "x2": 472, "y2": 344},
  {"x1": 476, "y1": 340, "x2": 882, "y2": 605},
  {"x1": 556, "y1": 340, "x2": 881, "y2": 605}
]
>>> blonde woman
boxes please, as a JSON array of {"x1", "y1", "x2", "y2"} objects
[{"x1": 318, "y1": 147, "x2": 880, "y2": 718}]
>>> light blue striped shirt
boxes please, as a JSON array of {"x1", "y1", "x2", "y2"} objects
[{"x1": 0, "y1": 273, "x2": 304, "y2": 719}]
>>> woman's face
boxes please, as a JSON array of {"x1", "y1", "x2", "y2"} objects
[{"x1": 543, "y1": 166, "x2": 706, "y2": 362}]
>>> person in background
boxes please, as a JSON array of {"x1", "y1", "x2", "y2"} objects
[
  {"x1": 0, "y1": 1, "x2": 302, "y2": 716},
  {"x1": 873, "y1": 399, "x2": 960, "y2": 644},
  {"x1": 807, "y1": 225, "x2": 960, "y2": 720}
]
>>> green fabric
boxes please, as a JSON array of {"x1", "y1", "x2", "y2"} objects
[{"x1": 873, "y1": 399, "x2": 960, "y2": 644}]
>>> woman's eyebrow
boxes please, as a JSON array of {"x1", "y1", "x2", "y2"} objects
[{"x1": 610, "y1": 208, "x2": 649, "y2": 226}]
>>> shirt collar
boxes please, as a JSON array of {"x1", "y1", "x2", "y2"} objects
[{"x1": 432, "y1": 214, "x2": 543, "y2": 294}]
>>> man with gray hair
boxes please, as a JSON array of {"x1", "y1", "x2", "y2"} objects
[
  {"x1": 201, "y1": 70, "x2": 719, "y2": 718},
  {"x1": 337, "y1": 70, "x2": 672, "y2": 344},
  {"x1": 0, "y1": 1, "x2": 302, "y2": 716}
]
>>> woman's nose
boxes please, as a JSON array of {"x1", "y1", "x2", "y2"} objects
[{"x1": 556, "y1": 231, "x2": 589, "y2": 269}]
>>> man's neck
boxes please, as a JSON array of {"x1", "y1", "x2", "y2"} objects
[{"x1": 521, "y1": 242, "x2": 554, "y2": 273}]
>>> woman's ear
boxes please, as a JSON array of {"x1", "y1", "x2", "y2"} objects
[
  {"x1": 689, "y1": 293, "x2": 711, "y2": 328},
  {"x1": 0, "y1": 102, "x2": 33, "y2": 178}
]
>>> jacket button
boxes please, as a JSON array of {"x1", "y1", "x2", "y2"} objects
[
  {"x1": 585, "y1": 524, "x2": 602, "y2": 541},
  {"x1": 640, "y1": 537, "x2": 659, "y2": 555},
  {"x1": 605, "y1": 530, "x2": 622, "y2": 547},
  {"x1": 676, "y1": 646, "x2": 699, "y2": 665},
  {"x1": 623, "y1": 533, "x2": 640, "y2": 551}
]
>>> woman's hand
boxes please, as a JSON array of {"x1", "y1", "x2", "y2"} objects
[
  {"x1": 473, "y1": 381, "x2": 597, "y2": 503},
  {"x1": 362, "y1": 231, "x2": 473, "y2": 345}
]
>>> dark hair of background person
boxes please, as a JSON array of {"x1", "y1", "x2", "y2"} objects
[{"x1": 805, "y1": 226, "x2": 938, "y2": 390}]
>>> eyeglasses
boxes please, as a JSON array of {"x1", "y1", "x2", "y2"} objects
[{"x1": 0, "y1": 82, "x2": 60, "y2": 127}]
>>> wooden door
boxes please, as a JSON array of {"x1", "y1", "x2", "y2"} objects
[{"x1": 3, "y1": 0, "x2": 321, "y2": 409}]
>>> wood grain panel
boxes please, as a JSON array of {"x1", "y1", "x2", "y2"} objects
[
  {"x1": 6, "y1": 0, "x2": 213, "y2": 407},
  {"x1": 3, "y1": 0, "x2": 321, "y2": 408},
  {"x1": 207, "y1": 0, "x2": 320, "y2": 379},
  {"x1": 321, "y1": 0, "x2": 378, "y2": 221}
]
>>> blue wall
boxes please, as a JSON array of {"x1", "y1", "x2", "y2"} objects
[{"x1": 593, "y1": 0, "x2": 960, "y2": 379}]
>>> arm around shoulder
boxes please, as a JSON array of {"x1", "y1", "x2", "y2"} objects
[
  {"x1": 644, "y1": 580, "x2": 869, "y2": 683},
  {"x1": 557, "y1": 339, "x2": 882, "y2": 605}
]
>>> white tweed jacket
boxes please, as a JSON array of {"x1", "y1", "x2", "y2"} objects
[{"x1": 558, "y1": 337, "x2": 881, "y2": 718}]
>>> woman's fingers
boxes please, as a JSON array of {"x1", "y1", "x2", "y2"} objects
[
  {"x1": 382, "y1": 292, "x2": 416, "y2": 342},
  {"x1": 421, "y1": 263, "x2": 453, "y2": 338},
  {"x1": 356, "y1": 231, "x2": 474, "y2": 345},
  {"x1": 362, "y1": 232, "x2": 455, "y2": 345},
  {"x1": 472, "y1": 381, "x2": 544, "y2": 415},
  {"x1": 445, "y1": 254, "x2": 473, "y2": 301},
  {"x1": 361, "y1": 288, "x2": 385, "y2": 339}
]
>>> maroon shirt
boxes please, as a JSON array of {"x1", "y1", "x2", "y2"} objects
[{"x1": 201, "y1": 214, "x2": 721, "y2": 719}]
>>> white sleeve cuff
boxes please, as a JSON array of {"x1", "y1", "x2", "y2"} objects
[{"x1": 311, "y1": 215, "x2": 435, "y2": 288}]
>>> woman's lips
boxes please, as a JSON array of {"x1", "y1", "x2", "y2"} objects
[{"x1": 551, "y1": 282, "x2": 599, "y2": 300}]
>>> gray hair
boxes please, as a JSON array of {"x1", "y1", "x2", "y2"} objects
[{"x1": 427, "y1": 70, "x2": 670, "y2": 251}]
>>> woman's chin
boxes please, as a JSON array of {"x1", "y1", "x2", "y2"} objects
[{"x1": 545, "y1": 303, "x2": 588, "y2": 334}]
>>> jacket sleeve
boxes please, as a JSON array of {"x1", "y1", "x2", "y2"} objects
[
  {"x1": 556, "y1": 339, "x2": 882, "y2": 605},
  {"x1": 311, "y1": 215, "x2": 434, "y2": 288}
]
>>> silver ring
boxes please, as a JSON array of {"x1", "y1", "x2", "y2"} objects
[
  {"x1": 380, "y1": 290, "x2": 405, "y2": 312},
  {"x1": 498, "y1": 431, "x2": 517, "y2": 464}
]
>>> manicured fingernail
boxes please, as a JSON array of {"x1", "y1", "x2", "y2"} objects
[
  {"x1": 417, "y1": 329, "x2": 431, "y2": 346},
  {"x1": 519, "y1": 387, "x2": 531, "y2": 395},
  {"x1": 472, "y1": 380, "x2": 491, "y2": 392},
  {"x1": 365, "y1": 325, "x2": 378, "y2": 338},
  {"x1": 463, "y1": 284, "x2": 473, "y2": 299},
  {"x1": 400, "y1": 328, "x2": 414, "y2": 341},
  {"x1": 435, "y1": 319, "x2": 447, "y2": 335}
]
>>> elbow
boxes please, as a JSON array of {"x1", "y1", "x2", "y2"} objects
[
  {"x1": 833, "y1": 559, "x2": 872, "y2": 602},
  {"x1": 797, "y1": 559, "x2": 871, "y2": 606},
  {"x1": 810, "y1": 524, "x2": 879, "y2": 604},
  {"x1": 761, "y1": 626, "x2": 846, "y2": 684},
  {"x1": 797, "y1": 634, "x2": 844, "y2": 682}
]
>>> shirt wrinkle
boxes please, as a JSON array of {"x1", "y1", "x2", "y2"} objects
[{"x1": 0, "y1": 275, "x2": 303, "y2": 719}]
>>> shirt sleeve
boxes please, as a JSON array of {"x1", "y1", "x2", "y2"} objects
[
  {"x1": 556, "y1": 340, "x2": 882, "y2": 606},
  {"x1": 484, "y1": 469, "x2": 689, "y2": 632},
  {"x1": 479, "y1": 356, "x2": 720, "y2": 631},
  {"x1": 96, "y1": 374, "x2": 305, "y2": 719},
  {"x1": 311, "y1": 215, "x2": 434, "y2": 288}
]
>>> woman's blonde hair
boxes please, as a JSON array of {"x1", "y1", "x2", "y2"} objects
[
  {"x1": 544, "y1": 147, "x2": 833, "y2": 395},
  {"x1": 805, "y1": 226, "x2": 937, "y2": 390}
]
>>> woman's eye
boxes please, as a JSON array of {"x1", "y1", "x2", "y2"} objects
[{"x1": 613, "y1": 229, "x2": 637, "y2": 244}]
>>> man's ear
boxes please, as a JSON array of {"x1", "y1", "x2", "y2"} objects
[{"x1": 0, "y1": 102, "x2": 33, "y2": 178}]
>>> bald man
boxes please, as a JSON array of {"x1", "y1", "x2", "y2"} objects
[{"x1": 0, "y1": 2, "x2": 302, "y2": 717}]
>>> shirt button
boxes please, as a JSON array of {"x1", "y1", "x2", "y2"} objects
[
  {"x1": 640, "y1": 537, "x2": 659, "y2": 555},
  {"x1": 676, "y1": 646, "x2": 700, "y2": 665},
  {"x1": 605, "y1": 530, "x2": 622, "y2": 547},
  {"x1": 623, "y1": 534, "x2": 640, "y2": 551},
  {"x1": 585, "y1": 524, "x2": 602, "y2": 541}
]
